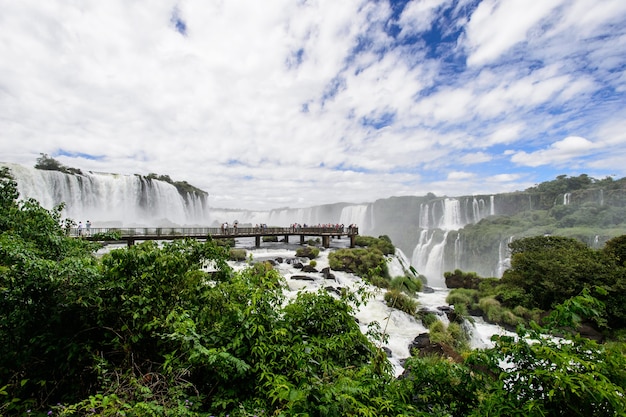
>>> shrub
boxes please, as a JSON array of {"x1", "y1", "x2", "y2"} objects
[
  {"x1": 479, "y1": 296, "x2": 504, "y2": 322},
  {"x1": 328, "y1": 247, "x2": 388, "y2": 279},
  {"x1": 420, "y1": 312, "x2": 438, "y2": 327},
  {"x1": 229, "y1": 248, "x2": 247, "y2": 261},
  {"x1": 309, "y1": 260, "x2": 317, "y2": 268},
  {"x1": 389, "y1": 275, "x2": 422, "y2": 295},
  {"x1": 262, "y1": 235, "x2": 278, "y2": 242},
  {"x1": 446, "y1": 288, "x2": 478, "y2": 309},
  {"x1": 384, "y1": 289, "x2": 418, "y2": 316},
  {"x1": 354, "y1": 235, "x2": 395, "y2": 255},
  {"x1": 296, "y1": 246, "x2": 320, "y2": 259}
]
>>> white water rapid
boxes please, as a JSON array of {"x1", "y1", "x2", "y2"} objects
[{"x1": 227, "y1": 238, "x2": 513, "y2": 376}]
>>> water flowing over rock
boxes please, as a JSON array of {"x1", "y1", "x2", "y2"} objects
[
  {"x1": 6, "y1": 162, "x2": 626, "y2": 288},
  {"x1": 4, "y1": 163, "x2": 209, "y2": 226}
]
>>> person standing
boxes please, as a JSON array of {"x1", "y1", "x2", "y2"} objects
[
  {"x1": 86, "y1": 220, "x2": 91, "y2": 236},
  {"x1": 77, "y1": 221, "x2": 83, "y2": 237}
]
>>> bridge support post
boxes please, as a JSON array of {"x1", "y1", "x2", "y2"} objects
[
  {"x1": 255, "y1": 236, "x2": 261, "y2": 248},
  {"x1": 284, "y1": 235, "x2": 289, "y2": 243},
  {"x1": 350, "y1": 235, "x2": 356, "y2": 248},
  {"x1": 300, "y1": 235, "x2": 305, "y2": 245},
  {"x1": 127, "y1": 238, "x2": 135, "y2": 247},
  {"x1": 322, "y1": 235, "x2": 330, "y2": 248}
]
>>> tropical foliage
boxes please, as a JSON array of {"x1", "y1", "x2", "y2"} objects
[{"x1": 1, "y1": 167, "x2": 626, "y2": 416}]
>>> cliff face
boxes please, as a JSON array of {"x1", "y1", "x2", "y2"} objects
[
  {"x1": 365, "y1": 179, "x2": 626, "y2": 287},
  {"x1": 4, "y1": 163, "x2": 210, "y2": 226},
  {"x1": 6, "y1": 162, "x2": 626, "y2": 287}
]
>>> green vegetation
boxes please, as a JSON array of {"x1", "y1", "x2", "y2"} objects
[
  {"x1": 34, "y1": 153, "x2": 83, "y2": 175},
  {"x1": 384, "y1": 289, "x2": 418, "y2": 316},
  {"x1": 1, "y1": 166, "x2": 626, "y2": 416},
  {"x1": 447, "y1": 234, "x2": 626, "y2": 336},
  {"x1": 295, "y1": 245, "x2": 319, "y2": 259},
  {"x1": 354, "y1": 234, "x2": 395, "y2": 255},
  {"x1": 145, "y1": 173, "x2": 207, "y2": 196},
  {"x1": 328, "y1": 247, "x2": 388, "y2": 280},
  {"x1": 229, "y1": 248, "x2": 247, "y2": 261}
]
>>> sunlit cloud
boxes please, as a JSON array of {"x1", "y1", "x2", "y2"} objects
[{"x1": 0, "y1": 0, "x2": 624, "y2": 210}]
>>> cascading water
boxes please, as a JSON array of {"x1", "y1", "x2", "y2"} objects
[
  {"x1": 439, "y1": 198, "x2": 463, "y2": 230},
  {"x1": 496, "y1": 236, "x2": 514, "y2": 277},
  {"x1": 339, "y1": 204, "x2": 370, "y2": 228},
  {"x1": 564, "y1": 193, "x2": 571, "y2": 205},
  {"x1": 419, "y1": 203, "x2": 429, "y2": 229},
  {"x1": 5, "y1": 163, "x2": 209, "y2": 226}
]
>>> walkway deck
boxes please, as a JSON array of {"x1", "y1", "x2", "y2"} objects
[{"x1": 74, "y1": 226, "x2": 359, "y2": 248}]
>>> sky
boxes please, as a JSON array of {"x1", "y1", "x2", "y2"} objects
[{"x1": 1, "y1": 0, "x2": 625, "y2": 210}]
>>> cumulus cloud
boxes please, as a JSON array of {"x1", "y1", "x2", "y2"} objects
[
  {"x1": 510, "y1": 136, "x2": 599, "y2": 167},
  {"x1": 0, "y1": 0, "x2": 625, "y2": 209}
]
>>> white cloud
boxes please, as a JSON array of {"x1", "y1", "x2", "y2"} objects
[
  {"x1": 459, "y1": 152, "x2": 492, "y2": 165},
  {"x1": 398, "y1": 0, "x2": 452, "y2": 36},
  {"x1": 0, "y1": 0, "x2": 624, "y2": 210},
  {"x1": 464, "y1": 0, "x2": 565, "y2": 66},
  {"x1": 510, "y1": 136, "x2": 598, "y2": 167},
  {"x1": 447, "y1": 171, "x2": 475, "y2": 180}
]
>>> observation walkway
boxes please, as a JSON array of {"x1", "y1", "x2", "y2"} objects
[{"x1": 73, "y1": 226, "x2": 359, "y2": 248}]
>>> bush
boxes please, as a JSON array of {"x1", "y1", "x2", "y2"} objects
[
  {"x1": 328, "y1": 247, "x2": 389, "y2": 280},
  {"x1": 229, "y1": 248, "x2": 247, "y2": 261},
  {"x1": 389, "y1": 275, "x2": 422, "y2": 295},
  {"x1": 384, "y1": 289, "x2": 418, "y2": 316},
  {"x1": 296, "y1": 246, "x2": 320, "y2": 259},
  {"x1": 354, "y1": 235, "x2": 395, "y2": 255},
  {"x1": 479, "y1": 296, "x2": 504, "y2": 322},
  {"x1": 262, "y1": 235, "x2": 278, "y2": 242},
  {"x1": 420, "y1": 312, "x2": 438, "y2": 327}
]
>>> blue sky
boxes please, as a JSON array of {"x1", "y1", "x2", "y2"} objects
[{"x1": 1, "y1": 0, "x2": 625, "y2": 210}]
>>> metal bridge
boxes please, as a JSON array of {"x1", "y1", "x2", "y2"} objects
[{"x1": 73, "y1": 226, "x2": 359, "y2": 248}]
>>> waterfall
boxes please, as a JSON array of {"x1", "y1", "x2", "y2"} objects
[
  {"x1": 600, "y1": 189, "x2": 604, "y2": 206},
  {"x1": 472, "y1": 198, "x2": 480, "y2": 223},
  {"x1": 454, "y1": 232, "x2": 462, "y2": 270},
  {"x1": 438, "y1": 198, "x2": 462, "y2": 230},
  {"x1": 422, "y1": 231, "x2": 449, "y2": 288},
  {"x1": 490, "y1": 195, "x2": 495, "y2": 216},
  {"x1": 411, "y1": 230, "x2": 449, "y2": 288},
  {"x1": 496, "y1": 236, "x2": 514, "y2": 277},
  {"x1": 563, "y1": 193, "x2": 571, "y2": 205},
  {"x1": 5, "y1": 163, "x2": 209, "y2": 226},
  {"x1": 419, "y1": 203, "x2": 430, "y2": 229},
  {"x1": 339, "y1": 204, "x2": 370, "y2": 228}
]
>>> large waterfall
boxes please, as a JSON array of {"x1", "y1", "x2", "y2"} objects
[
  {"x1": 9, "y1": 162, "x2": 619, "y2": 289},
  {"x1": 4, "y1": 163, "x2": 209, "y2": 226},
  {"x1": 411, "y1": 197, "x2": 493, "y2": 287}
]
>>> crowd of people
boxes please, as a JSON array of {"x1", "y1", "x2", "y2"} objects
[{"x1": 217, "y1": 222, "x2": 358, "y2": 234}]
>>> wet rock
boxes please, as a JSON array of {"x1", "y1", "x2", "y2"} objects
[
  {"x1": 321, "y1": 267, "x2": 335, "y2": 280},
  {"x1": 291, "y1": 275, "x2": 315, "y2": 281}
]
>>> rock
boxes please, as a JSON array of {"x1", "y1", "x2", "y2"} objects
[
  {"x1": 325, "y1": 286, "x2": 342, "y2": 296},
  {"x1": 290, "y1": 275, "x2": 315, "y2": 281},
  {"x1": 408, "y1": 333, "x2": 431, "y2": 350},
  {"x1": 421, "y1": 286, "x2": 435, "y2": 293},
  {"x1": 407, "y1": 332, "x2": 463, "y2": 363},
  {"x1": 321, "y1": 267, "x2": 335, "y2": 280},
  {"x1": 275, "y1": 257, "x2": 284, "y2": 263},
  {"x1": 293, "y1": 262, "x2": 304, "y2": 269},
  {"x1": 301, "y1": 265, "x2": 318, "y2": 273},
  {"x1": 445, "y1": 272, "x2": 481, "y2": 289}
]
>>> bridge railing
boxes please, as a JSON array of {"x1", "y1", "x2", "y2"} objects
[{"x1": 68, "y1": 226, "x2": 359, "y2": 238}]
